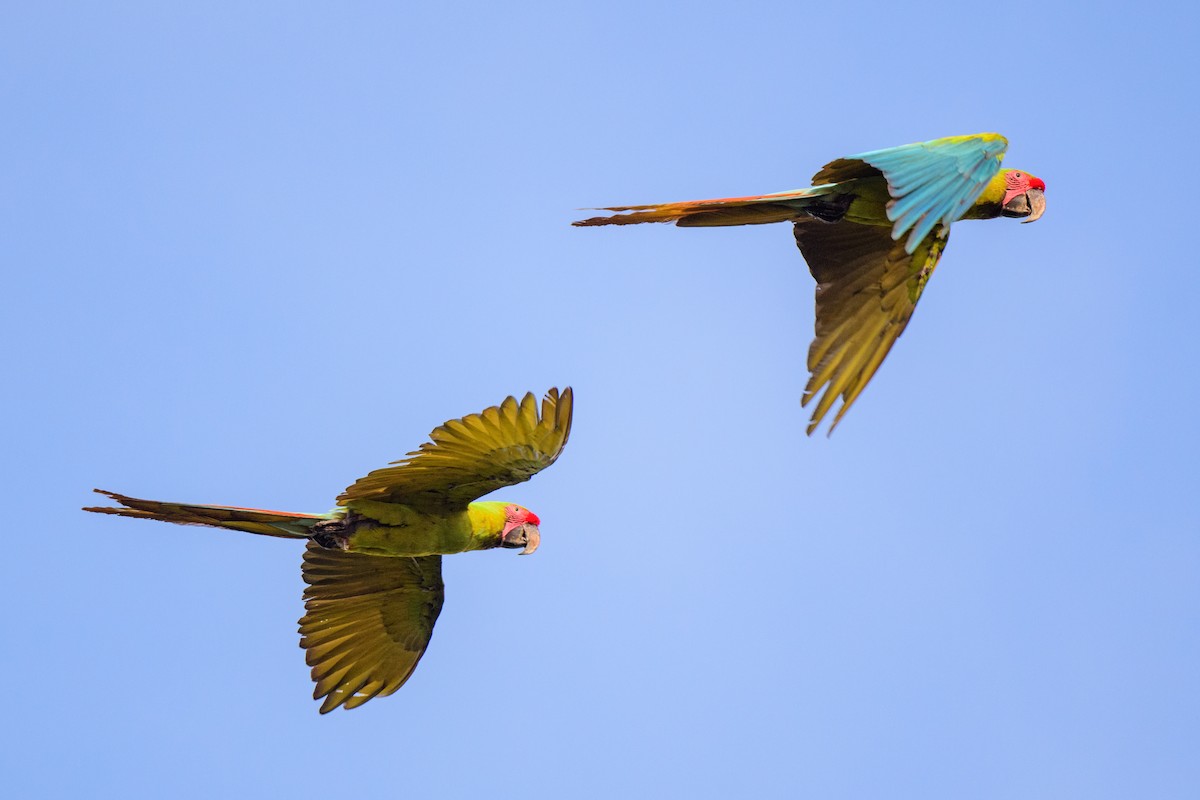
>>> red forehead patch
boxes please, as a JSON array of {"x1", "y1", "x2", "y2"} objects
[{"x1": 507, "y1": 505, "x2": 540, "y2": 526}]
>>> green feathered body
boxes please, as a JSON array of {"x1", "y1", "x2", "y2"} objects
[{"x1": 338, "y1": 500, "x2": 510, "y2": 556}]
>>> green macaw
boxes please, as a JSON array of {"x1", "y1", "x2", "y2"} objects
[
  {"x1": 84, "y1": 388, "x2": 573, "y2": 713},
  {"x1": 575, "y1": 133, "x2": 1046, "y2": 434}
]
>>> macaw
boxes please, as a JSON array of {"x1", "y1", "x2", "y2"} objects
[
  {"x1": 575, "y1": 133, "x2": 1046, "y2": 434},
  {"x1": 84, "y1": 388, "x2": 573, "y2": 713}
]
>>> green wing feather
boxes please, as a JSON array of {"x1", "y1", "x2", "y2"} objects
[
  {"x1": 797, "y1": 220, "x2": 949, "y2": 434},
  {"x1": 337, "y1": 388, "x2": 573, "y2": 512},
  {"x1": 299, "y1": 545, "x2": 444, "y2": 713}
]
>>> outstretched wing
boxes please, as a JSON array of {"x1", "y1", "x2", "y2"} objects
[
  {"x1": 796, "y1": 219, "x2": 949, "y2": 435},
  {"x1": 337, "y1": 387, "x2": 573, "y2": 512},
  {"x1": 812, "y1": 133, "x2": 1007, "y2": 253},
  {"x1": 299, "y1": 544, "x2": 444, "y2": 713}
]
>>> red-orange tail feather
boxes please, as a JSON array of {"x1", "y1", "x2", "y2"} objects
[
  {"x1": 573, "y1": 186, "x2": 832, "y2": 228},
  {"x1": 83, "y1": 489, "x2": 327, "y2": 539}
]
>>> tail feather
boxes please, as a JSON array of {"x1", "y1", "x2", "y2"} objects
[
  {"x1": 572, "y1": 185, "x2": 835, "y2": 228},
  {"x1": 84, "y1": 489, "x2": 328, "y2": 539}
]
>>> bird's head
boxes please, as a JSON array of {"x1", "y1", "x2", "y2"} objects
[
  {"x1": 999, "y1": 169, "x2": 1046, "y2": 223},
  {"x1": 499, "y1": 503, "x2": 541, "y2": 555}
]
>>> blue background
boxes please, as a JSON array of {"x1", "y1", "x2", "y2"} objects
[{"x1": 6, "y1": 2, "x2": 1198, "y2": 797}]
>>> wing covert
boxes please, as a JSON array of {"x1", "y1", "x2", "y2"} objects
[
  {"x1": 812, "y1": 133, "x2": 1007, "y2": 253},
  {"x1": 337, "y1": 387, "x2": 573, "y2": 511},
  {"x1": 299, "y1": 545, "x2": 444, "y2": 713}
]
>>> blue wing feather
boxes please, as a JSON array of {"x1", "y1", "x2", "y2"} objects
[{"x1": 847, "y1": 134, "x2": 1008, "y2": 253}]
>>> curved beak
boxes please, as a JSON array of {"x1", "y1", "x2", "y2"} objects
[
  {"x1": 1021, "y1": 187, "x2": 1046, "y2": 224},
  {"x1": 500, "y1": 522, "x2": 541, "y2": 555},
  {"x1": 1002, "y1": 187, "x2": 1046, "y2": 223}
]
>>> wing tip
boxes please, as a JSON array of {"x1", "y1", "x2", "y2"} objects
[
  {"x1": 551, "y1": 385, "x2": 574, "y2": 449},
  {"x1": 338, "y1": 386, "x2": 576, "y2": 507}
]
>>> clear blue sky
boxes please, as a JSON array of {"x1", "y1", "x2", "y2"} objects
[{"x1": 5, "y1": 3, "x2": 1199, "y2": 798}]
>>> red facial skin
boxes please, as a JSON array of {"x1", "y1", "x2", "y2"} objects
[
  {"x1": 1002, "y1": 170, "x2": 1046, "y2": 207},
  {"x1": 501, "y1": 504, "x2": 539, "y2": 539}
]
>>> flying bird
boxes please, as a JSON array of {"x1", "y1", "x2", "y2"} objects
[
  {"x1": 84, "y1": 388, "x2": 573, "y2": 713},
  {"x1": 575, "y1": 133, "x2": 1045, "y2": 434}
]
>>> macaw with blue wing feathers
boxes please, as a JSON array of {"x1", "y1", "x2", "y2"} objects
[{"x1": 575, "y1": 133, "x2": 1046, "y2": 434}]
